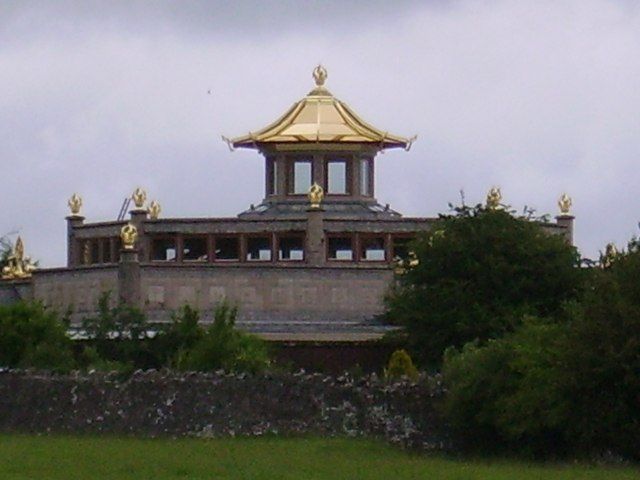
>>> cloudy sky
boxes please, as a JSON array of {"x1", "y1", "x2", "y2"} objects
[{"x1": 1, "y1": 0, "x2": 639, "y2": 266}]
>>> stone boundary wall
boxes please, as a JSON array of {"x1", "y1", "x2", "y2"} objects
[{"x1": 0, "y1": 370, "x2": 449, "y2": 451}]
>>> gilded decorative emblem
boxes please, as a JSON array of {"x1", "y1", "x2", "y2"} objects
[
  {"x1": 558, "y1": 193, "x2": 572, "y2": 216},
  {"x1": 120, "y1": 224, "x2": 138, "y2": 250},
  {"x1": 601, "y1": 243, "x2": 618, "y2": 268},
  {"x1": 486, "y1": 186, "x2": 502, "y2": 210},
  {"x1": 67, "y1": 193, "x2": 83, "y2": 216},
  {"x1": 1, "y1": 236, "x2": 36, "y2": 280},
  {"x1": 308, "y1": 182, "x2": 324, "y2": 209},
  {"x1": 312, "y1": 64, "x2": 327, "y2": 87},
  {"x1": 148, "y1": 200, "x2": 161, "y2": 220},
  {"x1": 131, "y1": 187, "x2": 147, "y2": 209}
]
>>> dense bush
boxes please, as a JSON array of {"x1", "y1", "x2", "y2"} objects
[
  {"x1": 80, "y1": 292, "x2": 158, "y2": 370},
  {"x1": 442, "y1": 239, "x2": 640, "y2": 459},
  {"x1": 0, "y1": 301, "x2": 75, "y2": 371},
  {"x1": 178, "y1": 301, "x2": 270, "y2": 374},
  {"x1": 385, "y1": 204, "x2": 583, "y2": 366},
  {"x1": 442, "y1": 318, "x2": 568, "y2": 455},
  {"x1": 80, "y1": 296, "x2": 271, "y2": 374}
]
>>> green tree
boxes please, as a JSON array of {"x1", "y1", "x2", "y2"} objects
[
  {"x1": 0, "y1": 301, "x2": 75, "y2": 371},
  {"x1": 442, "y1": 238, "x2": 640, "y2": 459},
  {"x1": 385, "y1": 204, "x2": 583, "y2": 365}
]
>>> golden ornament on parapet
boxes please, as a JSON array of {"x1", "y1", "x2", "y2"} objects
[
  {"x1": 68, "y1": 193, "x2": 83, "y2": 216},
  {"x1": 308, "y1": 182, "x2": 324, "y2": 209},
  {"x1": 131, "y1": 187, "x2": 147, "y2": 209},
  {"x1": 486, "y1": 186, "x2": 502, "y2": 210},
  {"x1": 2, "y1": 236, "x2": 36, "y2": 280},
  {"x1": 148, "y1": 200, "x2": 161, "y2": 220},
  {"x1": 558, "y1": 193, "x2": 572, "y2": 216},
  {"x1": 120, "y1": 224, "x2": 138, "y2": 250},
  {"x1": 601, "y1": 243, "x2": 618, "y2": 269}
]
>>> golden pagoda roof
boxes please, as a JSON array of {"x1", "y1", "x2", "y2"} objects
[{"x1": 226, "y1": 65, "x2": 415, "y2": 151}]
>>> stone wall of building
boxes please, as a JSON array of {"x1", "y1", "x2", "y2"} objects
[
  {"x1": 33, "y1": 266, "x2": 119, "y2": 318},
  {"x1": 0, "y1": 280, "x2": 32, "y2": 304},
  {"x1": 0, "y1": 370, "x2": 448, "y2": 451},
  {"x1": 140, "y1": 264, "x2": 394, "y2": 323}
]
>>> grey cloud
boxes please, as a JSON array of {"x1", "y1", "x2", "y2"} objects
[{"x1": 1, "y1": 0, "x2": 639, "y2": 266}]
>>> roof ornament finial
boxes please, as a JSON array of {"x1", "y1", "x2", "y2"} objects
[
  {"x1": 308, "y1": 182, "x2": 324, "y2": 209},
  {"x1": 558, "y1": 193, "x2": 572, "y2": 216},
  {"x1": 486, "y1": 186, "x2": 502, "y2": 210},
  {"x1": 313, "y1": 64, "x2": 327, "y2": 87},
  {"x1": 2, "y1": 236, "x2": 36, "y2": 280}
]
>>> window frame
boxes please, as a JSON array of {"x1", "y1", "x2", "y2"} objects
[
  {"x1": 150, "y1": 235, "x2": 178, "y2": 262},
  {"x1": 325, "y1": 158, "x2": 350, "y2": 195},
  {"x1": 245, "y1": 234, "x2": 273, "y2": 262},
  {"x1": 213, "y1": 235, "x2": 241, "y2": 262},
  {"x1": 326, "y1": 234, "x2": 355, "y2": 262},
  {"x1": 288, "y1": 157, "x2": 314, "y2": 195},
  {"x1": 276, "y1": 233, "x2": 305, "y2": 262}
]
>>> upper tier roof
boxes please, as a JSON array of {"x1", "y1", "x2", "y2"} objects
[{"x1": 227, "y1": 66, "x2": 414, "y2": 151}]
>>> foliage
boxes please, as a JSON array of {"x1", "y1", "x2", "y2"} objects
[
  {"x1": 178, "y1": 301, "x2": 270, "y2": 374},
  {"x1": 442, "y1": 238, "x2": 640, "y2": 459},
  {"x1": 156, "y1": 304, "x2": 205, "y2": 368},
  {"x1": 556, "y1": 248, "x2": 640, "y2": 459},
  {"x1": 0, "y1": 301, "x2": 74, "y2": 371},
  {"x1": 81, "y1": 292, "x2": 156, "y2": 369},
  {"x1": 442, "y1": 317, "x2": 568, "y2": 455},
  {"x1": 385, "y1": 204, "x2": 583, "y2": 365},
  {"x1": 0, "y1": 235, "x2": 11, "y2": 270},
  {"x1": 384, "y1": 349, "x2": 419, "y2": 381}
]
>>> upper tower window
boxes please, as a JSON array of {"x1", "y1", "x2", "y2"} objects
[
  {"x1": 291, "y1": 159, "x2": 312, "y2": 194},
  {"x1": 326, "y1": 159, "x2": 347, "y2": 194}
]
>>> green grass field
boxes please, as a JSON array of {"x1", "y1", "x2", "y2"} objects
[{"x1": 0, "y1": 435, "x2": 636, "y2": 480}]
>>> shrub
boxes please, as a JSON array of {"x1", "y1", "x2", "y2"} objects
[
  {"x1": 442, "y1": 317, "x2": 568, "y2": 455},
  {"x1": 155, "y1": 304, "x2": 205, "y2": 368},
  {"x1": 0, "y1": 301, "x2": 75, "y2": 371},
  {"x1": 443, "y1": 242, "x2": 640, "y2": 460},
  {"x1": 179, "y1": 301, "x2": 270, "y2": 374},
  {"x1": 81, "y1": 292, "x2": 156, "y2": 368},
  {"x1": 384, "y1": 349, "x2": 419, "y2": 381}
]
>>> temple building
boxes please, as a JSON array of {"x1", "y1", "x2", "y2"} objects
[{"x1": 0, "y1": 66, "x2": 575, "y2": 365}]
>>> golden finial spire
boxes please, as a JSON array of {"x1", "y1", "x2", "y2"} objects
[
  {"x1": 131, "y1": 187, "x2": 147, "y2": 210},
  {"x1": 1, "y1": 236, "x2": 36, "y2": 280},
  {"x1": 67, "y1": 193, "x2": 83, "y2": 216},
  {"x1": 486, "y1": 186, "x2": 502, "y2": 210},
  {"x1": 120, "y1": 224, "x2": 138, "y2": 250},
  {"x1": 148, "y1": 200, "x2": 161, "y2": 220},
  {"x1": 312, "y1": 64, "x2": 327, "y2": 87},
  {"x1": 558, "y1": 193, "x2": 572, "y2": 216},
  {"x1": 308, "y1": 182, "x2": 324, "y2": 209}
]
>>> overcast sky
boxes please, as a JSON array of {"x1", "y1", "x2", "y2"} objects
[{"x1": 1, "y1": 0, "x2": 639, "y2": 266}]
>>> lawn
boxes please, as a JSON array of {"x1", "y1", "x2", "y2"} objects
[{"x1": 0, "y1": 435, "x2": 637, "y2": 480}]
